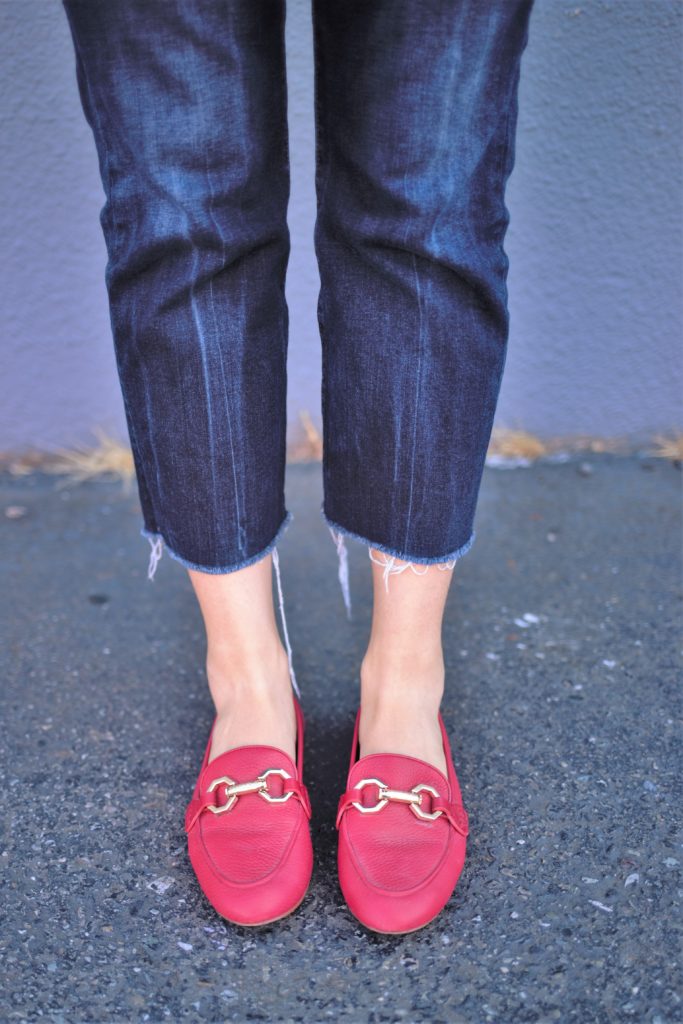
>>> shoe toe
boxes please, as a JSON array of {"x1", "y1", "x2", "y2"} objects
[
  {"x1": 338, "y1": 820, "x2": 465, "y2": 934},
  {"x1": 189, "y1": 814, "x2": 313, "y2": 925}
]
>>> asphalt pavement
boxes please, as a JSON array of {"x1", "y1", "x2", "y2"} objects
[{"x1": 1, "y1": 453, "x2": 681, "y2": 1023}]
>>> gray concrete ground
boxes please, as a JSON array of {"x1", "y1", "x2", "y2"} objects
[{"x1": 1, "y1": 454, "x2": 681, "y2": 1024}]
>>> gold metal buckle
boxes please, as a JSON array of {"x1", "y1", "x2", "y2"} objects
[
  {"x1": 257, "y1": 768, "x2": 294, "y2": 804},
  {"x1": 207, "y1": 768, "x2": 293, "y2": 814},
  {"x1": 351, "y1": 778, "x2": 443, "y2": 820},
  {"x1": 409, "y1": 783, "x2": 442, "y2": 821},
  {"x1": 351, "y1": 778, "x2": 389, "y2": 814}
]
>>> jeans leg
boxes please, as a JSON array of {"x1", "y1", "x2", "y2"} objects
[
  {"x1": 62, "y1": 0, "x2": 292, "y2": 577},
  {"x1": 312, "y1": 0, "x2": 534, "y2": 612}
]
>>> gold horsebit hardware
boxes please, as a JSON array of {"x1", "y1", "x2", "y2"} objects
[
  {"x1": 352, "y1": 778, "x2": 443, "y2": 821},
  {"x1": 207, "y1": 769, "x2": 293, "y2": 814}
]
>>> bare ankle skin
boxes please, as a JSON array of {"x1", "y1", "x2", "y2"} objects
[
  {"x1": 358, "y1": 548, "x2": 456, "y2": 776},
  {"x1": 187, "y1": 555, "x2": 297, "y2": 764}
]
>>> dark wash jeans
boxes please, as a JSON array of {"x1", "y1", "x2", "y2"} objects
[{"x1": 62, "y1": 0, "x2": 534, "y2": 617}]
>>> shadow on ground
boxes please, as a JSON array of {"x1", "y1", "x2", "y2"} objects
[{"x1": 1, "y1": 455, "x2": 681, "y2": 1023}]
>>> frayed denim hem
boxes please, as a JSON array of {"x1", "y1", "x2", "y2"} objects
[
  {"x1": 320, "y1": 503, "x2": 475, "y2": 618},
  {"x1": 139, "y1": 512, "x2": 300, "y2": 700},
  {"x1": 140, "y1": 510, "x2": 294, "y2": 580}
]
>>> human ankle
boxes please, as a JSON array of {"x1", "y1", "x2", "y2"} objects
[
  {"x1": 360, "y1": 649, "x2": 445, "y2": 709},
  {"x1": 206, "y1": 641, "x2": 292, "y2": 709},
  {"x1": 207, "y1": 643, "x2": 296, "y2": 762},
  {"x1": 357, "y1": 678, "x2": 448, "y2": 775}
]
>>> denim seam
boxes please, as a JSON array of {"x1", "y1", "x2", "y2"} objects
[
  {"x1": 320, "y1": 504, "x2": 476, "y2": 567},
  {"x1": 140, "y1": 510, "x2": 294, "y2": 579},
  {"x1": 70, "y1": 26, "x2": 162, "y2": 536}
]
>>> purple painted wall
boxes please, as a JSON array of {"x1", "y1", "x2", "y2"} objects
[{"x1": 1, "y1": 1, "x2": 681, "y2": 454}]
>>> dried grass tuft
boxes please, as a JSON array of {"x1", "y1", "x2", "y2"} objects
[
  {"x1": 1, "y1": 423, "x2": 680, "y2": 483},
  {"x1": 487, "y1": 428, "x2": 548, "y2": 459},
  {"x1": 42, "y1": 427, "x2": 135, "y2": 490},
  {"x1": 289, "y1": 410, "x2": 323, "y2": 462},
  {"x1": 488, "y1": 430, "x2": 631, "y2": 460},
  {"x1": 646, "y1": 432, "x2": 683, "y2": 461}
]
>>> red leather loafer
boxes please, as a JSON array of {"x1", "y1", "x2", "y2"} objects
[
  {"x1": 336, "y1": 708, "x2": 469, "y2": 935},
  {"x1": 185, "y1": 697, "x2": 313, "y2": 926}
]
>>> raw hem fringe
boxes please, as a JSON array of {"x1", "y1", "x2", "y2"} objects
[
  {"x1": 140, "y1": 510, "x2": 294, "y2": 579},
  {"x1": 320, "y1": 503, "x2": 476, "y2": 618}
]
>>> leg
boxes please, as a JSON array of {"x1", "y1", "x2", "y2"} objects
[
  {"x1": 188, "y1": 556, "x2": 296, "y2": 763},
  {"x1": 312, "y1": 0, "x2": 534, "y2": 761},
  {"x1": 62, "y1": 0, "x2": 297, "y2": 759},
  {"x1": 361, "y1": 555, "x2": 453, "y2": 774}
]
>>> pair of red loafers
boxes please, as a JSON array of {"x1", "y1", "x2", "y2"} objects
[{"x1": 184, "y1": 698, "x2": 469, "y2": 933}]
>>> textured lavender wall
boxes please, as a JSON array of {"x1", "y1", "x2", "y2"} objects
[{"x1": 1, "y1": 0, "x2": 681, "y2": 453}]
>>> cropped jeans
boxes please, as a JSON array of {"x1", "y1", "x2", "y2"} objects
[{"x1": 62, "y1": 0, "x2": 534, "y2": 644}]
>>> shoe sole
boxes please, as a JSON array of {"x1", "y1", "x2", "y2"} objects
[
  {"x1": 346, "y1": 901, "x2": 446, "y2": 936},
  {"x1": 214, "y1": 885, "x2": 309, "y2": 929}
]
